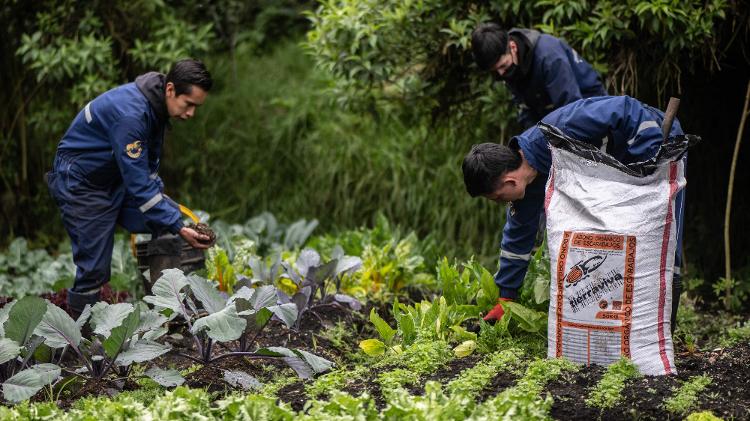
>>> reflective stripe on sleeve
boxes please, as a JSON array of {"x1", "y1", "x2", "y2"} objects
[
  {"x1": 637, "y1": 120, "x2": 660, "y2": 133},
  {"x1": 500, "y1": 249, "x2": 532, "y2": 261},
  {"x1": 149, "y1": 172, "x2": 158, "y2": 180},
  {"x1": 627, "y1": 120, "x2": 659, "y2": 145},
  {"x1": 84, "y1": 102, "x2": 93, "y2": 123},
  {"x1": 673, "y1": 266, "x2": 681, "y2": 276},
  {"x1": 139, "y1": 192, "x2": 164, "y2": 213}
]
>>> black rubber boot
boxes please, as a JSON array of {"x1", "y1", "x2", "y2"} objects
[{"x1": 67, "y1": 288, "x2": 101, "y2": 320}]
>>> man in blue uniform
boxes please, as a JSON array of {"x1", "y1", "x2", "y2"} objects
[
  {"x1": 471, "y1": 23, "x2": 607, "y2": 129},
  {"x1": 47, "y1": 59, "x2": 214, "y2": 315},
  {"x1": 462, "y1": 96, "x2": 686, "y2": 330}
]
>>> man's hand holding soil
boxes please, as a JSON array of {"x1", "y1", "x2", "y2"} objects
[{"x1": 180, "y1": 226, "x2": 212, "y2": 249}]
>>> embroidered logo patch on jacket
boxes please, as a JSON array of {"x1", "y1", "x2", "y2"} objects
[{"x1": 126, "y1": 141, "x2": 143, "y2": 159}]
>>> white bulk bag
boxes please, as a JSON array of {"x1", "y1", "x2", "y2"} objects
[{"x1": 540, "y1": 123, "x2": 696, "y2": 376}]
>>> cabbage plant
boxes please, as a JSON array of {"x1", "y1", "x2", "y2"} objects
[
  {"x1": 0, "y1": 297, "x2": 172, "y2": 403},
  {"x1": 0, "y1": 297, "x2": 61, "y2": 403},
  {"x1": 144, "y1": 269, "x2": 333, "y2": 379},
  {"x1": 277, "y1": 247, "x2": 363, "y2": 329}
]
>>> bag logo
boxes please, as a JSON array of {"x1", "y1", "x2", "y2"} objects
[
  {"x1": 126, "y1": 141, "x2": 143, "y2": 159},
  {"x1": 563, "y1": 255, "x2": 606, "y2": 287}
]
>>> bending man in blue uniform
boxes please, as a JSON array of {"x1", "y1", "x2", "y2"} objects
[
  {"x1": 472, "y1": 23, "x2": 607, "y2": 129},
  {"x1": 48, "y1": 59, "x2": 214, "y2": 316},
  {"x1": 462, "y1": 96, "x2": 686, "y2": 331}
]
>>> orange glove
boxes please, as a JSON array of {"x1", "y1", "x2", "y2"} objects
[{"x1": 483, "y1": 298, "x2": 512, "y2": 321}]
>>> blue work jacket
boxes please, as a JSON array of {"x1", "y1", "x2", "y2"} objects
[
  {"x1": 54, "y1": 72, "x2": 183, "y2": 234},
  {"x1": 506, "y1": 29, "x2": 607, "y2": 129}
]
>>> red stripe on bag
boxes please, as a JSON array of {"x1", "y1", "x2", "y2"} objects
[
  {"x1": 544, "y1": 168, "x2": 556, "y2": 213},
  {"x1": 657, "y1": 162, "x2": 678, "y2": 374}
]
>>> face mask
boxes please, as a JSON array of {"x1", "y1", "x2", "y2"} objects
[{"x1": 499, "y1": 62, "x2": 521, "y2": 82}]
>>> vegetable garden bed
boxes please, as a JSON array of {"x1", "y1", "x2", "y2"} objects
[{"x1": 0, "y1": 220, "x2": 748, "y2": 420}]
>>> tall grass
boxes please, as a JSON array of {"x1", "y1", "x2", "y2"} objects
[{"x1": 165, "y1": 41, "x2": 504, "y2": 265}]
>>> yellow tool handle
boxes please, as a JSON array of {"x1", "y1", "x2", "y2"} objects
[
  {"x1": 129, "y1": 204, "x2": 200, "y2": 257},
  {"x1": 178, "y1": 204, "x2": 200, "y2": 224}
]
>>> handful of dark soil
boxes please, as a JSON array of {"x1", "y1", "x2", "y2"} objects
[{"x1": 187, "y1": 222, "x2": 217, "y2": 246}]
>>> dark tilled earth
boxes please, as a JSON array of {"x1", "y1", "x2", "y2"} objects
[
  {"x1": 21, "y1": 295, "x2": 750, "y2": 420},
  {"x1": 26, "y1": 302, "x2": 367, "y2": 408},
  {"x1": 546, "y1": 342, "x2": 750, "y2": 420},
  {"x1": 276, "y1": 340, "x2": 750, "y2": 420}
]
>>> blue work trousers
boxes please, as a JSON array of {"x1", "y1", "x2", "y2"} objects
[{"x1": 47, "y1": 154, "x2": 171, "y2": 294}]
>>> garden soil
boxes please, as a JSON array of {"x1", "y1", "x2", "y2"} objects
[{"x1": 276, "y1": 340, "x2": 750, "y2": 419}]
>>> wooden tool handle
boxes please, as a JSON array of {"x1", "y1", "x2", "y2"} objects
[{"x1": 661, "y1": 97, "x2": 681, "y2": 140}]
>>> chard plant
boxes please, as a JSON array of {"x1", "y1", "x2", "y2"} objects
[
  {"x1": 439, "y1": 259, "x2": 547, "y2": 334},
  {"x1": 310, "y1": 215, "x2": 434, "y2": 298},
  {"x1": 356, "y1": 232, "x2": 429, "y2": 294},
  {"x1": 205, "y1": 239, "x2": 256, "y2": 294},
  {"x1": 143, "y1": 269, "x2": 333, "y2": 379},
  {"x1": 518, "y1": 242, "x2": 552, "y2": 311}
]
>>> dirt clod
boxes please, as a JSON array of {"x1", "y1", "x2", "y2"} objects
[{"x1": 187, "y1": 222, "x2": 217, "y2": 245}]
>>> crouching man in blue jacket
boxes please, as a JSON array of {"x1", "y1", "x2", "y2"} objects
[
  {"x1": 48, "y1": 59, "x2": 214, "y2": 316},
  {"x1": 462, "y1": 96, "x2": 686, "y2": 331}
]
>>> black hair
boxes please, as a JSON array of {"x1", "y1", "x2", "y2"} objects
[
  {"x1": 471, "y1": 23, "x2": 509, "y2": 71},
  {"x1": 166, "y1": 59, "x2": 213, "y2": 96},
  {"x1": 462, "y1": 143, "x2": 522, "y2": 197}
]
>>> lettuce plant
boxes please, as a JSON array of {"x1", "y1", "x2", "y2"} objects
[
  {"x1": 586, "y1": 358, "x2": 641, "y2": 409},
  {"x1": 360, "y1": 296, "x2": 478, "y2": 357},
  {"x1": 143, "y1": 269, "x2": 333, "y2": 379}
]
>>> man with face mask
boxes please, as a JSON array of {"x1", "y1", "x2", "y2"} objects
[
  {"x1": 471, "y1": 23, "x2": 607, "y2": 129},
  {"x1": 47, "y1": 59, "x2": 214, "y2": 317}
]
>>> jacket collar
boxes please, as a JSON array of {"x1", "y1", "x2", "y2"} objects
[
  {"x1": 508, "y1": 28, "x2": 541, "y2": 82},
  {"x1": 135, "y1": 72, "x2": 170, "y2": 127}
]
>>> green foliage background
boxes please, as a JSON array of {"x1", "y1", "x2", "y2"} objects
[
  {"x1": 2, "y1": 0, "x2": 750, "y2": 295},
  {"x1": 165, "y1": 41, "x2": 501, "y2": 264}
]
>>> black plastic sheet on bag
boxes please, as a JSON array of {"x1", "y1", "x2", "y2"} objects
[{"x1": 538, "y1": 122, "x2": 701, "y2": 178}]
